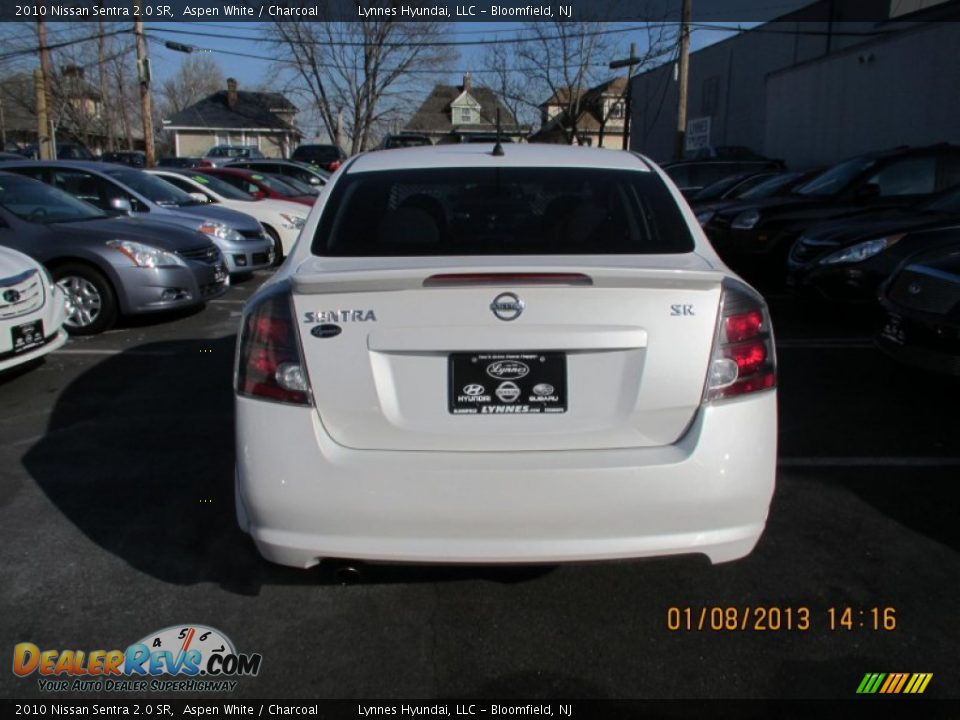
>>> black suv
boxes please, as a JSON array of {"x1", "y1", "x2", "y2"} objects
[
  {"x1": 290, "y1": 144, "x2": 347, "y2": 172},
  {"x1": 703, "y1": 143, "x2": 960, "y2": 281}
]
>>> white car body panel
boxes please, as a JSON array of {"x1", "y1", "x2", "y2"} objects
[
  {"x1": 0, "y1": 247, "x2": 68, "y2": 372},
  {"x1": 147, "y1": 170, "x2": 308, "y2": 257},
  {"x1": 235, "y1": 144, "x2": 778, "y2": 567}
]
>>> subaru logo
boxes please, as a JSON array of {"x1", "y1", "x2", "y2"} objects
[
  {"x1": 490, "y1": 292, "x2": 524, "y2": 321},
  {"x1": 462, "y1": 384, "x2": 485, "y2": 396},
  {"x1": 532, "y1": 383, "x2": 555, "y2": 396},
  {"x1": 486, "y1": 361, "x2": 530, "y2": 380},
  {"x1": 2, "y1": 289, "x2": 20, "y2": 303}
]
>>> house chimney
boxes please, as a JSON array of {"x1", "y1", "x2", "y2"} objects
[
  {"x1": 227, "y1": 78, "x2": 237, "y2": 109},
  {"x1": 462, "y1": 73, "x2": 471, "y2": 93}
]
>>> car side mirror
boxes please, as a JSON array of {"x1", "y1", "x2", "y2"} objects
[
  {"x1": 251, "y1": 190, "x2": 266, "y2": 200},
  {"x1": 109, "y1": 197, "x2": 133, "y2": 215},
  {"x1": 189, "y1": 192, "x2": 210, "y2": 204}
]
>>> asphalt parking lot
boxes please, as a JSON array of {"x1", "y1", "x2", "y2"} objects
[{"x1": 1, "y1": 270, "x2": 958, "y2": 700}]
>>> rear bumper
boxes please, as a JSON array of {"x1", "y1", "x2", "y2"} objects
[{"x1": 235, "y1": 391, "x2": 777, "y2": 567}]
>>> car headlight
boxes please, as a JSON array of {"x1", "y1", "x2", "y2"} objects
[
  {"x1": 695, "y1": 209, "x2": 715, "y2": 226},
  {"x1": 819, "y1": 234, "x2": 905, "y2": 265},
  {"x1": 106, "y1": 240, "x2": 187, "y2": 268},
  {"x1": 279, "y1": 213, "x2": 306, "y2": 230},
  {"x1": 197, "y1": 221, "x2": 244, "y2": 243},
  {"x1": 731, "y1": 209, "x2": 761, "y2": 230}
]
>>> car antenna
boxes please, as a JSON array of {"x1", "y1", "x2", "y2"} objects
[{"x1": 492, "y1": 108, "x2": 505, "y2": 157}]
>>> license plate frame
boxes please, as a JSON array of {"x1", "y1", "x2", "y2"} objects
[
  {"x1": 448, "y1": 351, "x2": 567, "y2": 415},
  {"x1": 11, "y1": 319, "x2": 44, "y2": 355}
]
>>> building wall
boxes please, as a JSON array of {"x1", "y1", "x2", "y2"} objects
[
  {"x1": 763, "y1": 22, "x2": 960, "y2": 166},
  {"x1": 628, "y1": 18, "x2": 893, "y2": 164}
]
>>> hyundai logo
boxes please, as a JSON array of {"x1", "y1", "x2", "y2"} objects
[
  {"x1": 2, "y1": 289, "x2": 21, "y2": 304},
  {"x1": 908, "y1": 282, "x2": 922, "y2": 295},
  {"x1": 486, "y1": 361, "x2": 530, "y2": 380},
  {"x1": 490, "y1": 292, "x2": 524, "y2": 321},
  {"x1": 462, "y1": 383, "x2": 485, "y2": 396}
]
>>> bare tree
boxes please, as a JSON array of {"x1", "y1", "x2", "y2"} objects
[
  {"x1": 485, "y1": 20, "x2": 676, "y2": 145},
  {"x1": 264, "y1": 18, "x2": 455, "y2": 153},
  {"x1": 158, "y1": 55, "x2": 225, "y2": 117}
]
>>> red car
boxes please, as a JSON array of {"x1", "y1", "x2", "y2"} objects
[{"x1": 197, "y1": 168, "x2": 316, "y2": 206}]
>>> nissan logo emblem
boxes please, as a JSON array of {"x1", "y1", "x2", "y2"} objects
[{"x1": 490, "y1": 292, "x2": 524, "y2": 321}]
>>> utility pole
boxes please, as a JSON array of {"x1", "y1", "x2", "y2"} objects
[
  {"x1": 609, "y1": 43, "x2": 641, "y2": 151},
  {"x1": 674, "y1": 0, "x2": 692, "y2": 160},
  {"x1": 36, "y1": 19, "x2": 54, "y2": 159},
  {"x1": 133, "y1": 3, "x2": 156, "y2": 167},
  {"x1": 98, "y1": 17, "x2": 114, "y2": 152}
]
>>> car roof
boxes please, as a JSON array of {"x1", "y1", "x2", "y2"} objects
[
  {"x1": 0, "y1": 159, "x2": 129, "y2": 173},
  {"x1": 346, "y1": 144, "x2": 652, "y2": 174}
]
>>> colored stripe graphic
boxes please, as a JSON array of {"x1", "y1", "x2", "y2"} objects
[{"x1": 857, "y1": 673, "x2": 932, "y2": 694}]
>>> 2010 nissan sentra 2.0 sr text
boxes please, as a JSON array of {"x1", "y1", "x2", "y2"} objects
[{"x1": 234, "y1": 144, "x2": 778, "y2": 568}]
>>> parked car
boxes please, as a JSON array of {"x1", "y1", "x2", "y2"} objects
[
  {"x1": 148, "y1": 169, "x2": 309, "y2": 260},
  {"x1": 377, "y1": 134, "x2": 432, "y2": 150},
  {"x1": 703, "y1": 144, "x2": 960, "y2": 278},
  {"x1": 0, "y1": 172, "x2": 227, "y2": 335},
  {"x1": 877, "y1": 240, "x2": 960, "y2": 375},
  {"x1": 690, "y1": 171, "x2": 779, "y2": 205},
  {"x1": 787, "y1": 184, "x2": 960, "y2": 301},
  {"x1": 198, "y1": 168, "x2": 316, "y2": 207},
  {"x1": 225, "y1": 159, "x2": 329, "y2": 190},
  {"x1": 234, "y1": 144, "x2": 777, "y2": 568},
  {"x1": 290, "y1": 144, "x2": 347, "y2": 172},
  {"x1": 661, "y1": 157, "x2": 785, "y2": 198},
  {"x1": 0, "y1": 161, "x2": 273, "y2": 276},
  {"x1": 14, "y1": 143, "x2": 95, "y2": 161},
  {"x1": 0, "y1": 152, "x2": 29, "y2": 162},
  {"x1": 0, "y1": 245, "x2": 67, "y2": 372},
  {"x1": 157, "y1": 157, "x2": 210, "y2": 169},
  {"x1": 203, "y1": 145, "x2": 264, "y2": 167},
  {"x1": 693, "y1": 169, "x2": 822, "y2": 226},
  {"x1": 687, "y1": 146, "x2": 770, "y2": 161},
  {"x1": 100, "y1": 151, "x2": 146, "y2": 168}
]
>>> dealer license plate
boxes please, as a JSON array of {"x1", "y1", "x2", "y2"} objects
[{"x1": 448, "y1": 352, "x2": 567, "y2": 415}]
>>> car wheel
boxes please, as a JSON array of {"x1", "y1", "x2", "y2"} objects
[
  {"x1": 263, "y1": 226, "x2": 284, "y2": 266},
  {"x1": 53, "y1": 263, "x2": 118, "y2": 335}
]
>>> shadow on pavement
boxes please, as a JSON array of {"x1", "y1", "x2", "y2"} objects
[{"x1": 21, "y1": 335, "x2": 554, "y2": 593}]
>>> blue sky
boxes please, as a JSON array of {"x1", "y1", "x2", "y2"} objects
[{"x1": 145, "y1": 21, "x2": 752, "y2": 90}]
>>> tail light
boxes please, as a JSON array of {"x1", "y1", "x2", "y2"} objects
[
  {"x1": 703, "y1": 279, "x2": 776, "y2": 401},
  {"x1": 327, "y1": 160, "x2": 341, "y2": 172},
  {"x1": 236, "y1": 285, "x2": 312, "y2": 405}
]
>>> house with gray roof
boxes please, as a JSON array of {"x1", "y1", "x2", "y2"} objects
[
  {"x1": 404, "y1": 74, "x2": 528, "y2": 144},
  {"x1": 162, "y1": 78, "x2": 301, "y2": 158}
]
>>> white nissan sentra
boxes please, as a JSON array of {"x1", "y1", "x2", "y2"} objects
[{"x1": 234, "y1": 144, "x2": 777, "y2": 568}]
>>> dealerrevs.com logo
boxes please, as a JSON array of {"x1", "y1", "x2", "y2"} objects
[{"x1": 13, "y1": 624, "x2": 262, "y2": 693}]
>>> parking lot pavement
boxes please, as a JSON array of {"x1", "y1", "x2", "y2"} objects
[{"x1": 1, "y1": 276, "x2": 958, "y2": 700}]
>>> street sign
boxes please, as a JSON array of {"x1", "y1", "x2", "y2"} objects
[{"x1": 685, "y1": 116, "x2": 711, "y2": 152}]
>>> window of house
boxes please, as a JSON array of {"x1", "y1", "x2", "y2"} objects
[
  {"x1": 609, "y1": 102, "x2": 625, "y2": 119},
  {"x1": 459, "y1": 108, "x2": 473, "y2": 123}
]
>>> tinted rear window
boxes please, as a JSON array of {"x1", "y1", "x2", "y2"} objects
[
  {"x1": 310, "y1": 167, "x2": 694, "y2": 256},
  {"x1": 293, "y1": 146, "x2": 342, "y2": 162}
]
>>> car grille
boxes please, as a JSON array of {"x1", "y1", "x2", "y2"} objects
[
  {"x1": 886, "y1": 266, "x2": 960, "y2": 315},
  {"x1": 177, "y1": 245, "x2": 222, "y2": 266},
  {"x1": 0, "y1": 268, "x2": 44, "y2": 320},
  {"x1": 240, "y1": 229, "x2": 267, "y2": 241},
  {"x1": 251, "y1": 253, "x2": 270, "y2": 266}
]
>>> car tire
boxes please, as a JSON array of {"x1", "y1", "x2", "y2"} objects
[
  {"x1": 263, "y1": 226, "x2": 284, "y2": 266},
  {"x1": 53, "y1": 263, "x2": 118, "y2": 335}
]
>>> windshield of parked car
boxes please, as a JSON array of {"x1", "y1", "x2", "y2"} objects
[
  {"x1": 104, "y1": 168, "x2": 201, "y2": 207},
  {"x1": 692, "y1": 174, "x2": 753, "y2": 202},
  {"x1": 0, "y1": 175, "x2": 107, "y2": 223},
  {"x1": 293, "y1": 146, "x2": 341, "y2": 163},
  {"x1": 275, "y1": 175, "x2": 319, "y2": 195},
  {"x1": 793, "y1": 157, "x2": 877, "y2": 197},
  {"x1": 922, "y1": 186, "x2": 960, "y2": 214},
  {"x1": 738, "y1": 171, "x2": 804, "y2": 199},
  {"x1": 312, "y1": 167, "x2": 694, "y2": 256},
  {"x1": 247, "y1": 173, "x2": 303, "y2": 196},
  {"x1": 180, "y1": 172, "x2": 254, "y2": 201}
]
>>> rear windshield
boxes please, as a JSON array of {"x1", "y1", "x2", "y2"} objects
[
  {"x1": 310, "y1": 167, "x2": 694, "y2": 256},
  {"x1": 293, "y1": 146, "x2": 342, "y2": 162}
]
